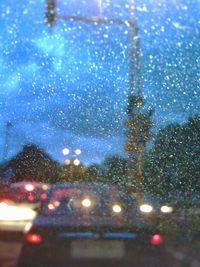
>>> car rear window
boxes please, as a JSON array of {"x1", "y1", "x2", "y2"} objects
[{"x1": 43, "y1": 187, "x2": 135, "y2": 217}]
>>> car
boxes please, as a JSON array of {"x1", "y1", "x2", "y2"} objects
[
  {"x1": 17, "y1": 183, "x2": 170, "y2": 267},
  {"x1": 8, "y1": 182, "x2": 50, "y2": 206},
  {"x1": 0, "y1": 182, "x2": 49, "y2": 236}
]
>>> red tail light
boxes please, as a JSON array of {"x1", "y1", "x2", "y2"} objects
[
  {"x1": 28, "y1": 194, "x2": 35, "y2": 201},
  {"x1": 41, "y1": 193, "x2": 47, "y2": 200},
  {"x1": 150, "y1": 234, "x2": 164, "y2": 245},
  {"x1": 26, "y1": 233, "x2": 42, "y2": 244}
]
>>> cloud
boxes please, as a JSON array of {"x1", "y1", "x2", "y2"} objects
[{"x1": 36, "y1": 34, "x2": 67, "y2": 57}]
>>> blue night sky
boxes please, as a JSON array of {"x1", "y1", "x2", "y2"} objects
[{"x1": 0, "y1": 0, "x2": 199, "y2": 165}]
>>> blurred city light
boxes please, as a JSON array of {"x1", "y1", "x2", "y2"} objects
[
  {"x1": 42, "y1": 184, "x2": 49, "y2": 191},
  {"x1": 25, "y1": 183, "x2": 34, "y2": 192},
  {"x1": 73, "y1": 159, "x2": 80, "y2": 166},
  {"x1": 74, "y1": 149, "x2": 81, "y2": 155},
  {"x1": 0, "y1": 202, "x2": 36, "y2": 221},
  {"x1": 54, "y1": 201, "x2": 60, "y2": 207},
  {"x1": 150, "y1": 234, "x2": 164, "y2": 245},
  {"x1": 112, "y1": 204, "x2": 122, "y2": 213},
  {"x1": 26, "y1": 233, "x2": 43, "y2": 244},
  {"x1": 24, "y1": 222, "x2": 33, "y2": 233},
  {"x1": 81, "y1": 198, "x2": 92, "y2": 208},
  {"x1": 64, "y1": 159, "x2": 71, "y2": 165},
  {"x1": 139, "y1": 204, "x2": 153, "y2": 213},
  {"x1": 41, "y1": 193, "x2": 47, "y2": 200},
  {"x1": 48, "y1": 203, "x2": 55, "y2": 210},
  {"x1": 62, "y1": 148, "x2": 70, "y2": 155},
  {"x1": 28, "y1": 195, "x2": 35, "y2": 201},
  {"x1": 160, "y1": 205, "x2": 173, "y2": 213}
]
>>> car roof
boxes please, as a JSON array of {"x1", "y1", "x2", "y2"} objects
[
  {"x1": 50, "y1": 182, "x2": 128, "y2": 192},
  {"x1": 10, "y1": 181, "x2": 48, "y2": 189}
]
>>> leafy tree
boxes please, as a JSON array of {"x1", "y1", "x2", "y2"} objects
[
  {"x1": 143, "y1": 114, "x2": 200, "y2": 194},
  {"x1": 84, "y1": 164, "x2": 104, "y2": 182},
  {"x1": 5, "y1": 144, "x2": 62, "y2": 184},
  {"x1": 61, "y1": 163, "x2": 86, "y2": 182},
  {"x1": 102, "y1": 155, "x2": 129, "y2": 185}
]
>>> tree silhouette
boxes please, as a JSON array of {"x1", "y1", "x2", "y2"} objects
[
  {"x1": 84, "y1": 164, "x2": 104, "y2": 182},
  {"x1": 143, "y1": 114, "x2": 200, "y2": 195},
  {"x1": 102, "y1": 155, "x2": 129, "y2": 185},
  {"x1": 61, "y1": 163, "x2": 86, "y2": 182},
  {"x1": 7, "y1": 144, "x2": 62, "y2": 183}
]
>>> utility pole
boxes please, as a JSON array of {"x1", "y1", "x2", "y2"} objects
[
  {"x1": 44, "y1": 0, "x2": 145, "y2": 194},
  {"x1": 2, "y1": 121, "x2": 12, "y2": 162},
  {"x1": 125, "y1": 2, "x2": 154, "y2": 201}
]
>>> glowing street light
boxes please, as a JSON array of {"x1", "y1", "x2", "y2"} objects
[
  {"x1": 64, "y1": 159, "x2": 71, "y2": 165},
  {"x1": 63, "y1": 148, "x2": 82, "y2": 167},
  {"x1": 62, "y1": 148, "x2": 70, "y2": 155},
  {"x1": 73, "y1": 159, "x2": 80, "y2": 166},
  {"x1": 74, "y1": 149, "x2": 81, "y2": 155}
]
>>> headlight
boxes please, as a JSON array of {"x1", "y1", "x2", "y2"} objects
[
  {"x1": 0, "y1": 202, "x2": 36, "y2": 221},
  {"x1": 139, "y1": 204, "x2": 153, "y2": 213},
  {"x1": 160, "y1": 205, "x2": 173, "y2": 213}
]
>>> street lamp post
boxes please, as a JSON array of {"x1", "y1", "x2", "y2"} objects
[
  {"x1": 45, "y1": 0, "x2": 141, "y2": 98},
  {"x1": 46, "y1": 0, "x2": 142, "y2": 190}
]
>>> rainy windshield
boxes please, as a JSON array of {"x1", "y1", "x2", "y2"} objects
[{"x1": 0, "y1": 0, "x2": 200, "y2": 266}]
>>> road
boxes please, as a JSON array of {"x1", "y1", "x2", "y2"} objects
[
  {"x1": 0, "y1": 239, "x2": 200, "y2": 267},
  {"x1": 0, "y1": 242, "x2": 196, "y2": 267},
  {"x1": 0, "y1": 241, "x2": 22, "y2": 267}
]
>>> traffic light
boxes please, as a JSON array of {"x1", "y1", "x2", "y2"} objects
[{"x1": 45, "y1": 0, "x2": 57, "y2": 27}]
